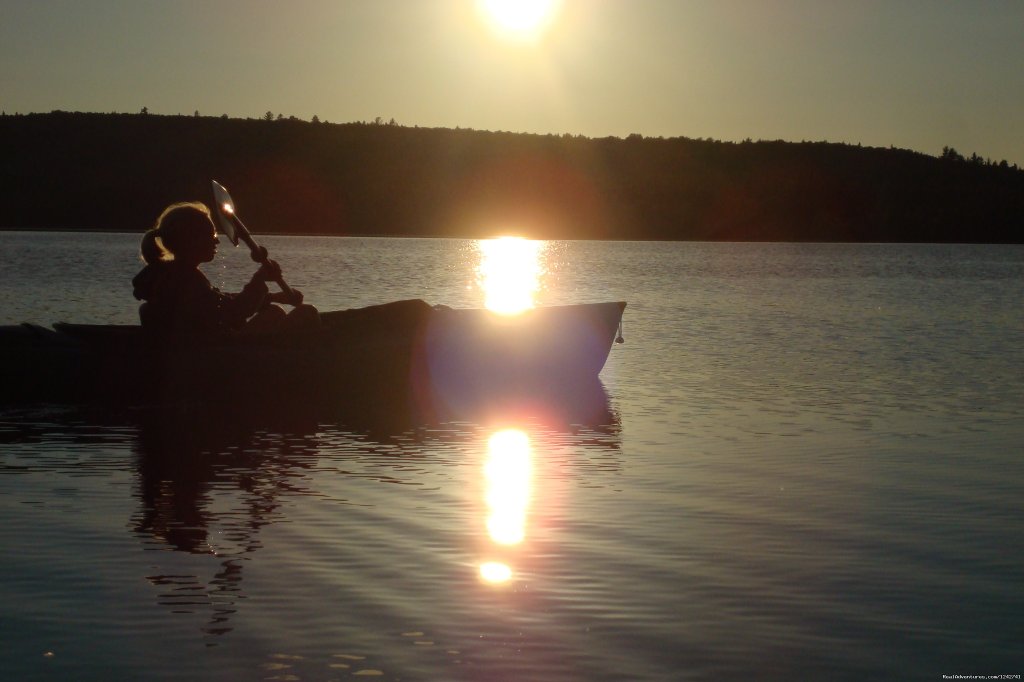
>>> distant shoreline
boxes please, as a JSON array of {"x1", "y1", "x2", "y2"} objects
[
  {"x1": 3, "y1": 227, "x2": 1020, "y2": 247},
  {"x1": 3, "y1": 112, "x2": 1022, "y2": 243}
]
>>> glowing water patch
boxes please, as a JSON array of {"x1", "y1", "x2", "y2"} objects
[
  {"x1": 484, "y1": 429, "x2": 532, "y2": 545},
  {"x1": 477, "y1": 237, "x2": 544, "y2": 315},
  {"x1": 479, "y1": 561, "x2": 513, "y2": 583}
]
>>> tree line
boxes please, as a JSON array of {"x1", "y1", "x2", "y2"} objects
[{"x1": 1, "y1": 111, "x2": 1021, "y2": 242}]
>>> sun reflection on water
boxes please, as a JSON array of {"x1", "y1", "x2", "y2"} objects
[
  {"x1": 477, "y1": 237, "x2": 545, "y2": 315},
  {"x1": 479, "y1": 428, "x2": 533, "y2": 584},
  {"x1": 479, "y1": 561, "x2": 513, "y2": 584}
]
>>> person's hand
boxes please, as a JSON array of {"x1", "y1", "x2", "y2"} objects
[
  {"x1": 264, "y1": 286, "x2": 299, "y2": 305},
  {"x1": 254, "y1": 259, "x2": 282, "y2": 282},
  {"x1": 266, "y1": 287, "x2": 303, "y2": 306}
]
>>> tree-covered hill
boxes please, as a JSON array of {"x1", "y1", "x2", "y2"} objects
[{"x1": 2, "y1": 111, "x2": 1021, "y2": 242}]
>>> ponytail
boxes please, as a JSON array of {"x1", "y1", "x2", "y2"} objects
[
  {"x1": 140, "y1": 201, "x2": 213, "y2": 264},
  {"x1": 140, "y1": 227, "x2": 166, "y2": 265}
]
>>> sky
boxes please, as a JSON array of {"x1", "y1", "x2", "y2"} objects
[{"x1": 2, "y1": 0, "x2": 1022, "y2": 165}]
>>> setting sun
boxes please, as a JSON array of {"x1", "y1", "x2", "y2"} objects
[{"x1": 477, "y1": 0, "x2": 561, "y2": 40}]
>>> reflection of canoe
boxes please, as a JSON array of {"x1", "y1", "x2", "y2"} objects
[{"x1": 0, "y1": 299, "x2": 625, "y2": 406}]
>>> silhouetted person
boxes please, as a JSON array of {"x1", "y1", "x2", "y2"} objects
[{"x1": 131, "y1": 202, "x2": 317, "y2": 333}]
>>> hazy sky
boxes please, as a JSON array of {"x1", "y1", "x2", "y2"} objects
[{"x1": 3, "y1": 0, "x2": 1022, "y2": 164}]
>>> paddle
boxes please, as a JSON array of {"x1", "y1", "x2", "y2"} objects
[{"x1": 211, "y1": 180, "x2": 298, "y2": 303}]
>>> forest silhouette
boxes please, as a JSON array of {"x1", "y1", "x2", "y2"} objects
[{"x1": 2, "y1": 111, "x2": 1021, "y2": 242}]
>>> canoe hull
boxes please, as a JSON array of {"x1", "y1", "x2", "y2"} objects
[{"x1": 0, "y1": 300, "x2": 625, "y2": 408}]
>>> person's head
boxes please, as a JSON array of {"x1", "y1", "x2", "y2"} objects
[{"x1": 140, "y1": 202, "x2": 219, "y2": 266}]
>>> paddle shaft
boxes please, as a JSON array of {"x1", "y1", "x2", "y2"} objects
[{"x1": 223, "y1": 211, "x2": 295, "y2": 299}]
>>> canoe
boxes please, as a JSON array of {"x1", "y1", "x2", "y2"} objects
[{"x1": 0, "y1": 300, "x2": 625, "y2": 407}]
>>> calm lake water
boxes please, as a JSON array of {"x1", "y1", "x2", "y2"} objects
[{"x1": 1, "y1": 232, "x2": 1023, "y2": 681}]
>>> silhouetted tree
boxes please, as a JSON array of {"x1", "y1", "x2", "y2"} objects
[{"x1": 941, "y1": 146, "x2": 965, "y2": 162}]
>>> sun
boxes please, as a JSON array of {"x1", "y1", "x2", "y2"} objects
[{"x1": 478, "y1": 0, "x2": 561, "y2": 40}]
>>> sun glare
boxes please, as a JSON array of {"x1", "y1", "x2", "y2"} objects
[{"x1": 478, "y1": 0, "x2": 560, "y2": 40}]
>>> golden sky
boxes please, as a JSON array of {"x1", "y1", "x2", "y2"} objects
[{"x1": 2, "y1": 0, "x2": 1021, "y2": 165}]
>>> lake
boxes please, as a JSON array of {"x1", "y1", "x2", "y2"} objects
[{"x1": 1, "y1": 232, "x2": 1022, "y2": 681}]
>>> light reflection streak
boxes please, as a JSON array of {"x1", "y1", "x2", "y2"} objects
[
  {"x1": 477, "y1": 237, "x2": 545, "y2": 315},
  {"x1": 479, "y1": 561, "x2": 513, "y2": 584},
  {"x1": 479, "y1": 428, "x2": 533, "y2": 584}
]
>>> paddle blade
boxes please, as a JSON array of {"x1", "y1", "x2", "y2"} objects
[{"x1": 211, "y1": 180, "x2": 239, "y2": 246}]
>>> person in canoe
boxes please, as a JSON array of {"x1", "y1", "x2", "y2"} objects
[{"x1": 132, "y1": 202, "x2": 318, "y2": 334}]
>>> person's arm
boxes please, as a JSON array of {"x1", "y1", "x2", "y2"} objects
[
  {"x1": 266, "y1": 288, "x2": 303, "y2": 306},
  {"x1": 214, "y1": 269, "x2": 271, "y2": 328}
]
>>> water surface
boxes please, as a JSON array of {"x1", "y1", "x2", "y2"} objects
[{"x1": 1, "y1": 233, "x2": 1022, "y2": 680}]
